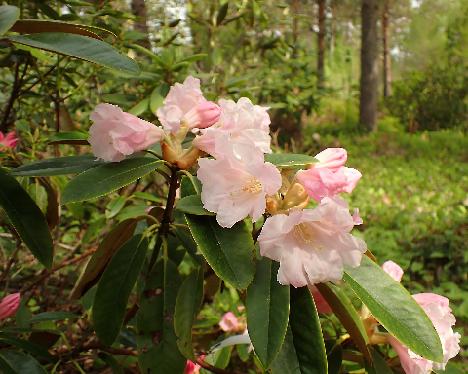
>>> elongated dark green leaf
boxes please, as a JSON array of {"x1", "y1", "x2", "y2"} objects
[
  {"x1": 62, "y1": 158, "x2": 162, "y2": 204},
  {"x1": 70, "y1": 219, "x2": 138, "y2": 299},
  {"x1": 0, "y1": 5, "x2": 19, "y2": 35},
  {"x1": 176, "y1": 195, "x2": 214, "y2": 216},
  {"x1": 316, "y1": 282, "x2": 371, "y2": 363},
  {"x1": 174, "y1": 268, "x2": 204, "y2": 359},
  {"x1": 30, "y1": 311, "x2": 77, "y2": 323},
  {"x1": 0, "y1": 334, "x2": 52, "y2": 361},
  {"x1": 247, "y1": 258, "x2": 290, "y2": 369},
  {"x1": 366, "y1": 347, "x2": 393, "y2": 374},
  {"x1": 8, "y1": 32, "x2": 139, "y2": 73},
  {"x1": 11, "y1": 155, "x2": 103, "y2": 177},
  {"x1": 327, "y1": 344, "x2": 343, "y2": 374},
  {"x1": 0, "y1": 169, "x2": 53, "y2": 268},
  {"x1": 270, "y1": 327, "x2": 301, "y2": 374},
  {"x1": 47, "y1": 131, "x2": 89, "y2": 145},
  {"x1": 11, "y1": 19, "x2": 103, "y2": 39},
  {"x1": 344, "y1": 256, "x2": 443, "y2": 362},
  {"x1": 216, "y1": 3, "x2": 229, "y2": 26},
  {"x1": 137, "y1": 260, "x2": 186, "y2": 373},
  {"x1": 0, "y1": 351, "x2": 46, "y2": 374},
  {"x1": 185, "y1": 215, "x2": 255, "y2": 289},
  {"x1": 289, "y1": 287, "x2": 327, "y2": 374},
  {"x1": 93, "y1": 235, "x2": 148, "y2": 346},
  {"x1": 265, "y1": 153, "x2": 317, "y2": 168}
]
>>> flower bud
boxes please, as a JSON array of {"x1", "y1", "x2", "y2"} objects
[
  {"x1": 0, "y1": 293, "x2": 20, "y2": 320},
  {"x1": 183, "y1": 101, "x2": 221, "y2": 130}
]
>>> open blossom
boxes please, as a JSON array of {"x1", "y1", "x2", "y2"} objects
[
  {"x1": 258, "y1": 197, "x2": 366, "y2": 287},
  {"x1": 0, "y1": 293, "x2": 20, "y2": 320},
  {"x1": 219, "y1": 312, "x2": 241, "y2": 332},
  {"x1": 156, "y1": 76, "x2": 220, "y2": 133},
  {"x1": 389, "y1": 294, "x2": 461, "y2": 374},
  {"x1": 296, "y1": 148, "x2": 361, "y2": 202},
  {"x1": 381, "y1": 263, "x2": 460, "y2": 374},
  {"x1": 197, "y1": 153, "x2": 281, "y2": 228},
  {"x1": 0, "y1": 131, "x2": 18, "y2": 149},
  {"x1": 193, "y1": 97, "x2": 271, "y2": 161},
  {"x1": 89, "y1": 103, "x2": 164, "y2": 162},
  {"x1": 382, "y1": 260, "x2": 404, "y2": 282}
]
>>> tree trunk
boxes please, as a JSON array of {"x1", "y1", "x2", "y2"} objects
[
  {"x1": 131, "y1": 0, "x2": 151, "y2": 49},
  {"x1": 359, "y1": 0, "x2": 379, "y2": 131},
  {"x1": 317, "y1": 0, "x2": 326, "y2": 89},
  {"x1": 381, "y1": 0, "x2": 392, "y2": 97}
]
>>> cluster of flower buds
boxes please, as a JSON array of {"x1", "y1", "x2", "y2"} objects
[{"x1": 88, "y1": 76, "x2": 367, "y2": 288}]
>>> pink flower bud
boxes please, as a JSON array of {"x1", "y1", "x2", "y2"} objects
[
  {"x1": 183, "y1": 101, "x2": 220, "y2": 130},
  {"x1": 219, "y1": 312, "x2": 241, "y2": 332},
  {"x1": 315, "y1": 148, "x2": 347, "y2": 170},
  {"x1": 184, "y1": 360, "x2": 201, "y2": 374},
  {"x1": 309, "y1": 286, "x2": 332, "y2": 314},
  {"x1": 0, "y1": 293, "x2": 20, "y2": 320},
  {"x1": 89, "y1": 103, "x2": 165, "y2": 162},
  {"x1": 382, "y1": 260, "x2": 404, "y2": 282},
  {"x1": 0, "y1": 131, "x2": 18, "y2": 149}
]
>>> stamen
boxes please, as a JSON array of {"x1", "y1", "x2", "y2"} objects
[
  {"x1": 230, "y1": 177, "x2": 263, "y2": 197},
  {"x1": 292, "y1": 223, "x2": 315, "y2": 244}
]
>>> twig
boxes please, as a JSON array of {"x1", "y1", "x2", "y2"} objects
[
  {"x1": 196, "y1": 357, "x2": 237, "y2": 374},
  {"x1": 147, "y1": 166, "x2": 180, "y2": 271}
]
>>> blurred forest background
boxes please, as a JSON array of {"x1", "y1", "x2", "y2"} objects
[{"x1": 0, "y1": 0, "x2": 466, "y2": 371}]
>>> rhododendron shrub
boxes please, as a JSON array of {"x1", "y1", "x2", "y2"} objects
[{"x1": 1, "y1": 75, "x2": 460, "y2": 373}]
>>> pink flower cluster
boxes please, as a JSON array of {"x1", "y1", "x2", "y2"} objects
[
  {"x1": 87, "y1": 75, "x2": 365, "y2": 288},
  {"x1": 381, "y1": 261, "x2": 460, "y2": 374}
]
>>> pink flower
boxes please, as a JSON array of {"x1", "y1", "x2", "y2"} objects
[
  {"x1": 258, "y1": 197, "x2": 367, "y2": 287},
  {"x1": 197, "y1": 153, "x2": 281, "y2": 228},
  {"x1": 315, "y1": 148, "x2": 347, "y2": 170},
  {"x1": 0, "y1": 293, "x2": 20, "y2": 320},
  {"x1": 0, "y1": 131, "x2": 18, "y2": 149},
  {"x1": 382, "y1": 260, "x2": 404, "y2": 282},
  {"x1": 184, "y1": 359, "x2": 201, "y2": 374},
  {"x1": 156, "y1": 76, "x2": 218, "y2": 133},
  {"x1": 389, "y1": 293, "x2": 460, "y2": 374},
  {"x1": 219, "y1": 312, "x2": 241, "y2": 332},
  {"x1": 309, "y1": 286, "x2": 332, "y2": 314},
  {"x1": 193, "y1": 97, "x2": 271, "y2": 160},
  {"x1": 296, "y1": 148, "x2": 361, "y2": 202},
  {"x1": 89, "y1": 103, "x2": 164, "y2": 162}
]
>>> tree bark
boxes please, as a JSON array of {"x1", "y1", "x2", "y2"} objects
[
  {"x1": 131, "y1": 0, "x2": 151, "y2": 49},
  {"x1": 317, "y1": 0, "x2": 326, "y2": 89},
  {"x1": 359, "y1": 0, "x2": 379, "y2": 131},
  {"x1": 381, "y1": 0, "x2": 392, "y2": 97}
]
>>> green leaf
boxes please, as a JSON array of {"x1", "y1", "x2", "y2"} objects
[
  {"x1": 185, "y1": 215, "x2": 255, "y2": 289},
  {"x1": 70, "y1": 219, "x2": 137, "y2": 299},
  {"x1": 270, "y1": 327, "x2": 301, "y2": 374},
  {"x1": 30, "y1": 311, "x2": 77, "y2": 323},
  {"x1": 8, "y1": 32, "x2": 139, "y2": 74},
  {"x1": 128, "y1": 97, "x2": 149, "y2": 116},
  {"x1": 10, "y1": 19, "x2": 116, "y2": 39},
  {"x1": 174, "y1": 268, "x2": 204, "y2": 359},
  {"x1": 246, "y1": 258, "x2": 290, "y2": 369},
  {"x1": 216, "y1": 3, "x2": 229, "y2": 26},
  {"x1": 344, "y1": 256, "x2": 443, "y2": 362},
  {"x1": 366, "y1": 347, "x2": 393, "y2": 374},
  {"x1": 176, "y1": 195, "x2": 214, "y2": 216},
  {"x1": 11, "y1": 155, "x2": 103, "y2": 177},
  {"x1": 149, "y1": 86, "x2": 164, "y2": 114},
  {"x1": 0, "y1": 169, "x2": 53, "y2": 268},
  {"x1": 327, "y1": 344, "x2": 343, "y2": 374},
  {"x1": 0, "y1": 333, "x2": 52, "y2": 361},
  {"x1": 265, "y1": 153, "x2": 317, "y2": 168},
  {"x1": 47, "y1": 131, "x2": 89, "y2": 145},
  {"x1": 93, "y1": 235, "x2": 148, "y2": 346},
  {"x1": 316, "y1": 282, "x2": 371, "y2": 363},
  {"x1": 0, "y1": 351, "x2": 46, "y2": 374},
  {"x1": 0, "y1": 5, "x2": 19, "y2": 35},
  {"x1": 62, "y1": 157, "x2": 162, "y2": 204},
  {"x1": 289, "y1": 286, "x2": 327, "y2": 374},
  {"x1": 137, "y1": 259, "x2": 186, "y2": 373}
]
